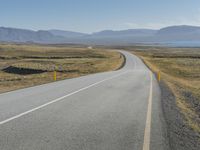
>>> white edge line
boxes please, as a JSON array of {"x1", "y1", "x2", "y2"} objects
[
  {"x1": 0, "y1": 71, "x2": 129, "y2": 125},
  {"x1": 142, "y1": 71, "x2": 153, "y2": 150}
]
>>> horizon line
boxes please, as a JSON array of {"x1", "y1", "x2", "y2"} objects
[{"x1": 0, "y1": 24, "x2": 199, "y2": 34}]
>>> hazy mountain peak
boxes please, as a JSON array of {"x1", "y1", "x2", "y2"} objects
[
  {"x1": 157, "y1": 25, "x2": 200, "y2": 35},
  {"x1": 92, "y1": 29, "x2": 157, "y2": 37}
]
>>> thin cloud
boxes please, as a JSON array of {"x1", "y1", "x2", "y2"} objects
[
  {"x1": 123, "y1": 20, "x2": 200, "y2": 30},
  {"x1": 123, "y1": 10, "x2": 200, "y2": 30},
  {"x1": 123, "y1": 22, "x2": 166, "y2": 29}
]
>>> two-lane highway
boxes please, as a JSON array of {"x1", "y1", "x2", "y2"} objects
[{"x1": 0, "y1": 51, "x2": 169, "y2": 150}]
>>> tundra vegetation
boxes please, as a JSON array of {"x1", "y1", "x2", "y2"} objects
[{"x1": 0, "y1": 44, "x2": 124, "y2": 93}]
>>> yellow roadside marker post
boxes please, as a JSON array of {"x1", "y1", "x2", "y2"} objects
[
  {"x1": 157, "y1": 71, "x2": 161, "y2": 82},
  {"x1": 54, "y1": 70, "x2": 57, "y2": 81}
]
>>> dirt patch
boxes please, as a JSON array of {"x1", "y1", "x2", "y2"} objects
[{"x1": 3, "y1": 66, "x2": 46, "y2": 75}]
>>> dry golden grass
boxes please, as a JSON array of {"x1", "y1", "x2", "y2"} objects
[
  {"x1": 0, "y1": 44, "x2": 124, "y2": 93},
  {"x1": 128, "y1": 47, "x2": 200, "y2": 133}
]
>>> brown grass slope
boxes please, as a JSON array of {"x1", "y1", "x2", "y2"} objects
[{"x1": 0, "y1": 44, "x2": 124, "y2": 93}]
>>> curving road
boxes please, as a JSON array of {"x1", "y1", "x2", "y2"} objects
[{"x1": 0, "y1": 51, "x2": 169, "y2": 150}]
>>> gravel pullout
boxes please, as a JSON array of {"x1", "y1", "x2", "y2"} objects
[{"x1": 160, "y1": 81, "x2": 200, "y2": 150}]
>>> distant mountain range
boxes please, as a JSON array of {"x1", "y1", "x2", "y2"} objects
[
  {"x1": 1, "y1": 25, "x2": 200, "y2": 46},
  {"x1": 0, "y1": 27, "x2": 65, "y2": 43},
  {"x1": 48, "y1": 29, "x2": 88, "y2": 38}
]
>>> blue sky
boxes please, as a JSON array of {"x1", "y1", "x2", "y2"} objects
[{"x1": 0, "y1": 0, "x2": 200, "y2": 33}]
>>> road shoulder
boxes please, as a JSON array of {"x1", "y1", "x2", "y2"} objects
[{"x1": 160, "y1": 81, "x2": 200, "y2": 150}]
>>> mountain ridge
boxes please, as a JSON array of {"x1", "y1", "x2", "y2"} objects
[{"x1": 1, "y1": 25, "x2": 200, "y2": 45}]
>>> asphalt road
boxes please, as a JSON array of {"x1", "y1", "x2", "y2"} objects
[{"x1": 0, "y1": 51, "x2": 169, "y2": 150}]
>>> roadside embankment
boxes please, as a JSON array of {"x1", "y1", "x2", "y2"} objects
[{"x1": 128, "y1": 47, "x2": 200, "y2": 150}]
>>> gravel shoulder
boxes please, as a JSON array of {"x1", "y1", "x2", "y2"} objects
[{"x1": 160, "y1": 81, "x2": 200, "y2": 150}]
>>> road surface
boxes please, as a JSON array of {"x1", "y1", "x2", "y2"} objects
[{"x1": 0, "y1": 51, "x2": 169, "y2": 150}]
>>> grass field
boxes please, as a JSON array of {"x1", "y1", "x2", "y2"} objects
[
  {"x1": 128, "y1": 47, "x2": 200, "y2": 133},
  {"x1": 0, "y1": 44, "x2": 124, "y2": 93}
]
